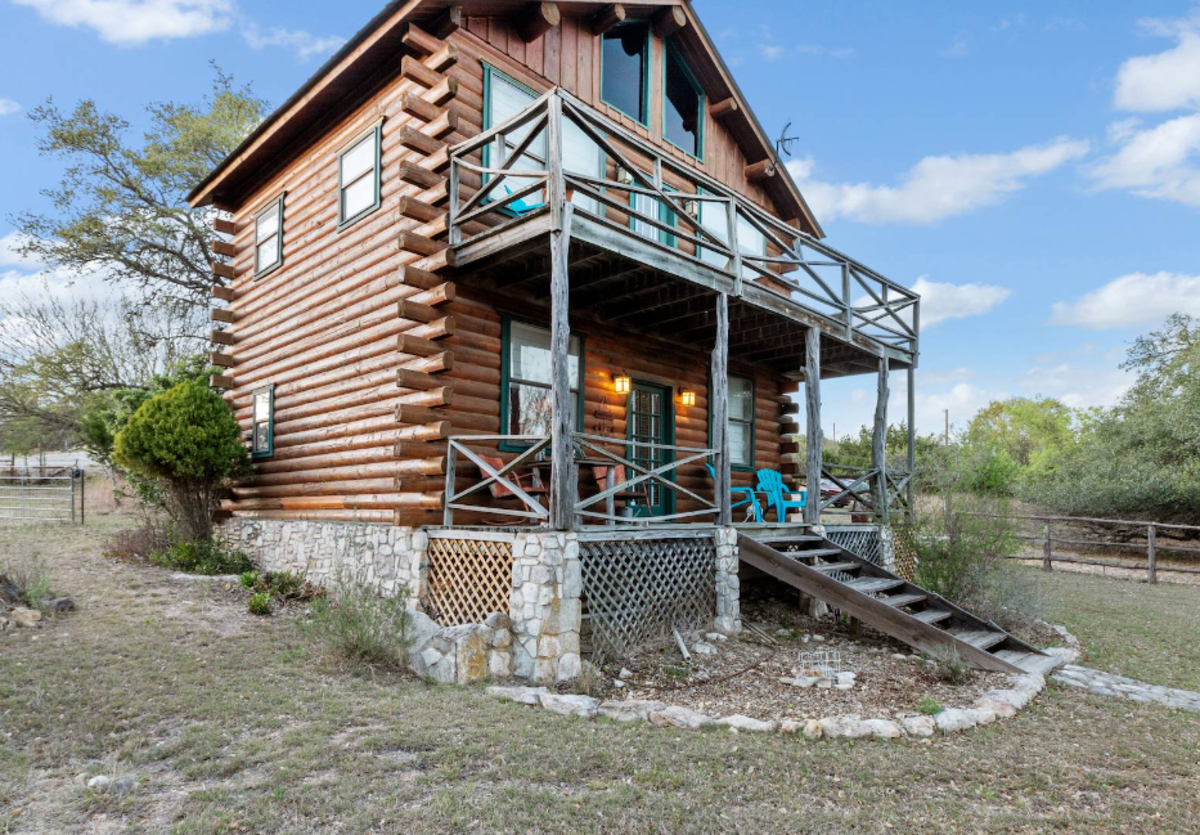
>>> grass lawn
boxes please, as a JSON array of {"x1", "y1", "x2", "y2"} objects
[{"x1": 2, "y1": 518, "x2": 1199, "y2": 834}]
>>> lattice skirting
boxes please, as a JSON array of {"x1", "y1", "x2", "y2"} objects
[
  {"x1": 579, "y1": 536, "x2": 716, "y2": 664},
  {"x1": 826, "y1": 527, "x2": 886, "y2": 568},
  {"x1": 425, "y1": 537, "x2": 514, "y2": 626},
  {"x1": 890, "y1": 525, "x2": 919, "y2": 582}
]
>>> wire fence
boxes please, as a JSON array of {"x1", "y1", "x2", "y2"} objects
[{"x1": 0, "y1": 466, "x2": 86, "y2": 524}]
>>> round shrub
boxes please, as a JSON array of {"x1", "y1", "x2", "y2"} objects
[{"x1": 114, "y1": 380, "x2": 247, "y2": 542}]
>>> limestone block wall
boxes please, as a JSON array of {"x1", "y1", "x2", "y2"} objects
[
  {"x1": 509, "y1": 531, "x2": 583, "y2": 684},
  {"x1": 714, "y1": 526, "x2": 741, "y2": 635}
]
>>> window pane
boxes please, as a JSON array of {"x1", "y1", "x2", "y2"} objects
[
  {"x1": 664, "y1": 47, "x2": 701, "y2": 156},
  {"x1": 728, "y1": 421, "x2": 750, "y2": 467},
  {"x1": 729, "y1": 376, "x2": 754, "y2": 421},
  {"x1": 254, "y1": 391, "x2": 270, "y2": 423},
  {"x1": 563, "y1": 119, "x2": 599, "y2": 213},
  {"x1": 254, "y1": 423, "x2": 269, "y2": 453},
  {"x1": 509, "y1": 384, "x2": 579, "y2": 436},
  {"x1": 602, "y1": 25, "x2": 646, "y2": 121},
  {"x1": 698, "y1": 194, "x2": 730, "y2": 267},
  {"x1": 256, "y1": 206, "x2": 279, "y2": 243},
  {"x1": 632, "y1": 191, "x2": 660, "y2": 239},
  {"x1": 491, "y1": 74, "x2": 545, "y2": 156},
  {"x1": 510, "y1": 321, "x2": 579, "y2": 389},
  {"x1": 342, "y1": 174, "x2": 376, "y2": 220},
  {"x1": 256, "y1": 238, "x2": 279, "y2": 272},
  {"x1": 341, "y1": 134, "x2": 375, "y2": 183}
]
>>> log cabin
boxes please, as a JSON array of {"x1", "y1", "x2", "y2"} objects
[{"x1": 186, "y1": 1, "x2": 1052, "y2": 687}]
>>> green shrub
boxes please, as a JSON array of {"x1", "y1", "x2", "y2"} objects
[
  {"x1": 239, "y1": 570, "x2": 259, "y2": 590},
  {"x1": 247, "y1": 592, "x2": 272, "y2": 616},
  {"x1": 917, "y1": 697, "x2": 944, "y2": 715},
  {"x1": 266, "y1": 571, "x2": 304, "y2": 599},
  {"x1": 113, "y1": 380, "x2": 247, "y2": 543},
  {"x1": 150, "y1": 539, "x2": 252, "y2": 576},
  {"x1": 300, "y1": 569, "x2": 412, "y2": 670}
]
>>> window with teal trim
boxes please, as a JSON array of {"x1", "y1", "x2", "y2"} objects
[
  {"x1": 601, "y1": 23, "x2": 649, "y2": 123},
  {"x1": 251, "y1": 385, "x2": 274, "y2": 459},
  {"x1": 663, "y1": 42, "x2": 703, "y2": 157},
  {"x1": 501, "y1": 319, "x2": 581, "y2": 445},
  {"x1": 338, "y1": 124, "x2": 381, "y2": 228},
  {"x1": 630, "y1": 180, "x2": 677, "y2": 246}
]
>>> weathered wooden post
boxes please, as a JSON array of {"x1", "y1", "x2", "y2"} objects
[
  {"x1": 872, "y1": 356, "x2": 889, "y2": 524},
  {"x1": 442, "y1": 441, "x2": 457, "y2": 527},
  {"x1": 546, "y1": 93, "x2": 576, "y2": 531},
  {"x1": 711, "y1": 291, "x2": 731, "y2": 526},
  {"x1": 1042, "y1": 523, "x2": 1053, "y2": 571},
  {"x1": 1147, "y1": 523, "x2": 1158, "y2": 584},
  {"x1": 803, "y1": 326, "x2": 821, "y2": 525},
  {"x1": 906, "y1": 365, "x2": 916, "y2": 525}
]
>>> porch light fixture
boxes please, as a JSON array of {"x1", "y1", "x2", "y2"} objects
[
  {"x1": 617, "y1": 167, "x2": 634, "y2": 186},
  {"x1": 680, "y1": 388, "x2": 696, "y2": 407},
  {"x1": 614, "y1": 372, "x2": 631, "y2": 394},
  {"x1": 683, "y1": 198, "x2": 701, "y2": 220}
]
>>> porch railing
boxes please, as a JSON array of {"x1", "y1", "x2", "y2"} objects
[
  {"x1": 819, "y1": 463, "x2": 913, "y2": 521},
  {"x1": 441, "y1": 432, "x2": 720, "y2": 528},
  {"x1": 447, "y1": 88, "x2": 919, "y2": 356}
]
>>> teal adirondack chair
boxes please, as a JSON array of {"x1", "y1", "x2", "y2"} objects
[
  {"x1": 755, "y1": 468, "x2": 806, "y2": 523},
  {"x1": 706, "y1": 464, "x2": 763, "y2": 523}
]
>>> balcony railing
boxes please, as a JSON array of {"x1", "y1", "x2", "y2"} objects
[{"x1": 447, "y1": 88, "x2": 919, "y2": 355}]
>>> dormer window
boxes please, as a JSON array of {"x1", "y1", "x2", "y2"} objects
[
  {"x1": 601, "y1": 24, "x2": 649, "y2": 124},
  {"x1": 664, "y1": 42, "x2": 704, "y2": 158}
]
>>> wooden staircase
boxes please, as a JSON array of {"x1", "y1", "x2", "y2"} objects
[{"x1": 738, "y1": 532, "x2": 1060, "y2": 675}]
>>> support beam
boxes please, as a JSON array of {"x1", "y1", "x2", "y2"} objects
[
  {"x1": 745, "y1": 159, "x2": 776, "y2": 182},
  {"x1": 548, "y1": 96, "x2": 575, "y2": 530},
  {"x1": 516, "y1": 2, "x2": 560, "y2": 42},
  {"x1": 712, "y1": 292, "x2": 731, "y2": 526},
  {"x1": 906, "y1": 365, "x2": 916, "y2": 524},
  {"x1": 590, "y1": 3, "x2": 625, "y2": 34},
  {"x1": 652, "y1": 6, "x2": 687, "y2": 38},
  {"x1": 873, "y1": 356, "x2": 890, "y2": 523},
  {"x1": 710, "y1": 97, "x2": 738, "y2": 120},
  {"x1": 803, "y1": 326, "x2": 821, "y2": 524}
]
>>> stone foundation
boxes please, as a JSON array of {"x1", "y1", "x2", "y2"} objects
[
  {"x1": 509, "y1": 531, "x2": 583, "y2": 684},
  {"x1": 713, "y1": 526, "x2": 741, "y2": 635}
]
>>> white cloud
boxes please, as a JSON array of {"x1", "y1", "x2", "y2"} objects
[
  {"x1": 1051, "y1": 271, "x2": 1200, "y2": 329},
  {"x1": 760, "y1": 44, "x2": 785, "y2": 61},
  {"x1": 1114, "y1": 12, "x2": 1200, "y2": 112},
  {"x1": 10, "y1": 0, "x2": 233, "y2": 45},
  {"x1": 0, "y1": 98, "x2": 19, "y2": 117},
  {"x1": 941, "y1": 34, "x2": 969, "y2": 58},
  {"x1": 992, "y1": 14, "x2": 1026, "y2": 33},
  {"x1": 921, "y1": 367, "x2": 976, "y2": 385},
  {"x1": 787, "y1": 137, "x2": 1089, "y2": 225},
  {"x1": 1021, "y1": 363, "x2": 1132, "y2": 409},
  {"x1": 241, "y1": 23, "x2": 345, "y2": 61},
  {"x1": 0, "y1": 232, "x2": 39, "y2": 268},
  {"x1": 910, "y1": 277, "x2": 1011, "y2": 327},
  {"x1": 797, "y1": 44, "x2": 855, "y2": 59}
]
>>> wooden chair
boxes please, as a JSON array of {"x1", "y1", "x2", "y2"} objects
[
  {"x1": 591, "y1": 465, "x2": 650, "y2": 518},
  {"x1": 705, "y1": 463, "x2": 763, "y2": 523},
  {"x1": 755, "y1": 468, "x2": 807, "y2": 523},
  {"x1": 479, "y1": 455, "x2": 548, "y2": 526}
]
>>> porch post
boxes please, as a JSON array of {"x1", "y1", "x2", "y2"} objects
[
  {"x1": 906, "y1": 365, "x2": 916, "y2": 524},
  {"x1": 803, "y1": 326, "x2": 822, "y2": 524},
  {"x1": 711, "y1": 291, "x2": 731, "y2": 526},
  {"x1": 548, "y1": 94, "x2": 575, "y2": 531},
  {"x1": 873, "y1": 356, "x2": 890, "y2": 524}
]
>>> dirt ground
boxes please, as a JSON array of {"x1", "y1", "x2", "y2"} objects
[{"x1": 3, "y1": 516, "x2": 1200, "y2": 834}]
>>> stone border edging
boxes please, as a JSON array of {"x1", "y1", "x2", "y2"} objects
[{"x1": 484, "y1": 624, "x2": 1084, "y2": 741}]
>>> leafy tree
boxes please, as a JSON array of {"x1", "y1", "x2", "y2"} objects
[
  {"x1": 967, "y1": 397, "x2": 1073, "y2": 474},
  {"x1": 113, "y1": 380, "x2": 247, "y2": 542},
  {"x1": 11, "y1": 65, "x2": 268, "y2": 313}
]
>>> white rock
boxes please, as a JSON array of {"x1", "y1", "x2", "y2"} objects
[
  {"x1": 802, "y1": 719, "x2": 823, "y2": 739},
  {"x1": 817, "y1": 679, "x2": 833, "y2": 689},
  {"x1": 779, "y1": 719, "x2": 802, "y2": 734},
  {"x1": 691, "y1": 641, "x2": 718, "y2": 656},
  {"x1": 836, "y1": 672, "x2": 856, "y2": 683},
  {"x1": 648, "y1": 705, "x2": 714, "y2": 730},
  {"x1": 974, "y1": 697, "x2": 1016, "y2": 719},
  {"x1": 613, "y1": 679, "x2": 625, "y2": 688},
  {"x1": 792, "y1": 676, "x2": 820, "y2": 689},
  {"x1": 539, "y1": 693, "x2": 600, "y2": 718},
  {"x1": 901, "y1": 714, "x2": 936, "y2": 737},
  {"x1": 706, "y1": 632, "x2": 728, "y2": 642},
  {"x1": 599, "y1": 699, "x2": 668, "y2": 723},
  {"x1": 934, "y1": 708, "x2": 977, "y2": 733},
  {"x1": 486, "y1": 685, "x2": 548, "y2": 705},
  {"x1": 87, "y1": 775, "x2": 112, "y2": 791},
  {"x1": 619, "y1": 668, "x2": 633, "y2": 680},
  {"x1": 859, "y1": 719, "x2": 903, "y2": 739},
  {"x1": 556, "y1": 652, "x2": 582, "y2": 682},
  {"x1": 716, "y1": 714, "x2": 777, "y2": 733},
  {"x1": 812, "y1": 635, "x2": 826, "y2": 642},
  {"x1": 891, "y1": 653, "x2": 909, "y2": 661},
  {"x1": 835, "y1": 682, "x2": 854, "y2": 690}
]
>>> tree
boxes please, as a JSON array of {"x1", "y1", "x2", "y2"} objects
[
  {"x1": 113, "y1": 380, "x2": 247, "y2": 542},
  {"x1": 967, "y1": 397, "x2": 1073, "y2": 474},
  {"x1": 11, "y1": 65, "x2": 269, "y2": 314}
]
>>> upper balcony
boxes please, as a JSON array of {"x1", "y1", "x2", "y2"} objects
[{"x1": 445, "y1": 88, "x2": 920, "y2": 373}]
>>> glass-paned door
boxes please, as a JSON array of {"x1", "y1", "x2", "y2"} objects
[{"x1": 627, "y1": 381, "x2": 673, "y2": 517}]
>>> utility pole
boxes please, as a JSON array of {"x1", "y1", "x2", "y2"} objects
[{"x1": 943, "y1": 409, "x2": 949, "y2": 445}]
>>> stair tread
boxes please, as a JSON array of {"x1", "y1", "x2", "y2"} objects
[
  {"x1": 883, "y1": 592, "x2": 927, "y2": 608},
  {"x1": 912, "y1": 609, "x2": 952, "y2": 624},
  {"x1": 812, "y1": 561, "x2": 860, "y2": 573},
  {"x1": 949, "y1": 629, "x2": 1007, "y2": 650},
  {"x1": 789, "y1": 548, "x2": 844, "y2": 559},
  {"x1": 844, "y1": 577, "x2": 906, "y2": 594}
]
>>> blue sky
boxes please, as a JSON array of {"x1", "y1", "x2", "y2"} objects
[{"x1": 1, "y1": 0, "x2": 1198, "y2": 437}]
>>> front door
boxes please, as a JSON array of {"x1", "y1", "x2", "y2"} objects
[{"x1": 627, "y1": 381, "x2": 674, "y2": 517}]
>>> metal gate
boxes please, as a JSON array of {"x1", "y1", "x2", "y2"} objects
[{"x1": 0, "y1": 466, "x2": 86, "y2": 524}]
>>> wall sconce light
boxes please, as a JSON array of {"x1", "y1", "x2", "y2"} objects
[
  {"x1": 617, "y1": 167, "x2": 634, "y2": 186},
  {"x1": 614, "y1": 372, "x2": 631, "y2": 394},
  {"x1": 680, "y1": 389, "x2": 696, "y2": 407},
  {"x1": 684, "y1": 198, "x2": 701, "y2": 220}
]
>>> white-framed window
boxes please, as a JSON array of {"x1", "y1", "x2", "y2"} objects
[
  {"x1": 727, "y1": 375, "x2": 755, "y2": 469},
  {"x1": 254, "y1": 195, "x2": 284, "y2": 277},
  {"x1": 338, "y1": 123, "x2": 381, "y2": 227},
  {"x1": 251, "y1": 385, "x2": 274, "y2": 458},
  {"x1": 502, "y1": 318, "x2": 582, "y2": 443}
]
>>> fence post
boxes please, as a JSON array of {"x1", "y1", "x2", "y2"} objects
[
  {"x1": 1042, "y1": 523, "x2": 1052, "y2": 571},
  {"x1": 80, "y1": 469, "x2": 85, "y2": 525},
  {"x1": 442, "y1": 441, "x2": 456, "y2": 528},
  {"x1": 70, "y1": 472, "x2": 76, "y2": 525},
  {"x1": 1147, "y1": 524, "x2": 1158, "y2": 584}
]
